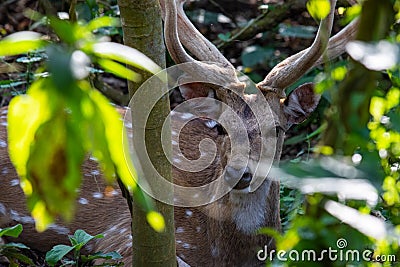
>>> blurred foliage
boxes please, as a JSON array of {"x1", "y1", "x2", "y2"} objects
[
  {"x1": 263, "y1": 0, "x2": 400, "y2": 266},
  {"x1": 0, "y1": 13, "x2": 164, "y2": 232}
]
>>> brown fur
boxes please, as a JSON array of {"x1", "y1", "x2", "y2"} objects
[{"x1": 0, "y1": 82, "x2": 318, "y2": 266}]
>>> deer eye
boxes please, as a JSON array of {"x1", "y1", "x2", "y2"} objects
[{"x1": 216, "y1": 124, "x2": 227, "y2": 135}]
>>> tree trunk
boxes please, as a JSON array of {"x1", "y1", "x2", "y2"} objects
[{"x1": 117, "y1": 0, "x2": 176, "y2": 266}]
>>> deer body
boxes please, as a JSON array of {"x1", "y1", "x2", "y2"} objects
[
  {"x1": 0, "y1": 105, "x2": 278, "y2": 266},
  {"x1": 0, "y1": 0, "x2": 358, "y2": 265}
]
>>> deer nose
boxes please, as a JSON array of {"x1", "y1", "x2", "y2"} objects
[{"x1": 224, "y1": 166, "x2": 252, "y2": 190}]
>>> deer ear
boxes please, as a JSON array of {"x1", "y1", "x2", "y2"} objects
[{"x1": 283, "y1": 83, "x2": 321, "y2": 127}]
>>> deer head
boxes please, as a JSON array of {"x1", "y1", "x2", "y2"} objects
[{"x1": 161, "y1": 0, "x2": 358, "y2": 265}]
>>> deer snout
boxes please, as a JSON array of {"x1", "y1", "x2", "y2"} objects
[{"x1": 224, "y1": 166, "x2": 252, "y2": 190}]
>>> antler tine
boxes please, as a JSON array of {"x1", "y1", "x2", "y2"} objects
[
  {"x1": 164, "y1": 0, "x2": 245, "y2": 96},
  {"x1": 160, "y1": 0, "x2": 233, "y2": 68},
  {"x1": 313, "y1": 18, "x2": 359, "y2": 67},
  {"x1": 257, "y1": 0, "x2": 337, "y2": 97},
  {"x1": 164, "y1": 0, "x2": 196, "y2": 65}
]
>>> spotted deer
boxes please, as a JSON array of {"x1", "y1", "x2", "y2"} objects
[{"x1": 0, "y1": 0, "x2": 358, "y2": 266}]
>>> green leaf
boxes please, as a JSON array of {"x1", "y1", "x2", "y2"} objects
[
  {"x1": 82, "y1": 251, "x2": 123, "y2": 261},
  {"x1": 69, "y1": 229, "x2": 103, "y2": 250},
  {"x1": 8, "y1": 79, "x2": 52, "y2": 185},
  {"x1": 146, "y1": 211, "x2": 165, "y2": 233},
  {"x1": 1, "y1": 242, "x2": 30, "y2": 249},
  {"x1": 45, "y1": 244, "x2": 75, "y2": 266},
  {"x1": 306, "y1": 0, "x2": 331, "y2": 20},
  {"x1": 241, "y1": 45, "x2": 274, "y2": 68},
  {"x1": 217, "y1": 32, "x2": 231, "y2": 42},
  {"x1": 8, "y1": 78, "x2": 86, "y2": 231},
  {"x1": 84, "y1": 82, "x2": 138, "y2": 188},
  {"x1": 0, "y1": 249, "x2": 35, "y2": 265},
  {"x1": 48, "y1": 17, "x2": 77, "y2": 44},
  {"x1": 0, "y1": 31, "x2": 45, "y2": 56},
  {"x1": 278, "y1": 24, "x2": 316, "y2": 39},
  {"x1": 97, "y1": 58, "x2": 142, "y2": 82},
  {"x1": 86, "y1": 16, "x2": 121, "y2": 32},
  {"x1": 0, "y1": 224, "x2": 23, "y2": 238},
  {"x1": 46, "y1": 45, "x2": 74, "y2": 93},
  {"x1": 92, "y1": 42, "x2": 161, "y2": 75}
]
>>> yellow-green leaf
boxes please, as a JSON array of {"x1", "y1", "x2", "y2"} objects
[
  {"x1": 8, "y1": 79, "x2": 53, "y2": 192},
  {"x1": 92, "y1": 42, "x2": 161, "y2": 75},
  {"x1": 86, "y1": 16, "x2": 121, "y2": 32},
  {"x1": 307, "y1": 0, "x2": 331, "y2": 20},
  {"x1": 97, "y1": 58, "x2": 142, "y2": 82},
  {"x1": 0, "y1": 31, "x2": 45, "y2": 56},
  {"x1": 370, "y1": 96, "x2": 386, "y2": 121},
  {"x1": 146, "y1": 211, "x2": 165, "y2": 233},
  {"x1": 82, "y1": 81, "x2": 138, "y2": 189}
]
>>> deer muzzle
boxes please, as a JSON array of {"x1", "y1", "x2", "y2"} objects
[{"x1": 224, "y1": 165, "x2": 252, "y2": 190}]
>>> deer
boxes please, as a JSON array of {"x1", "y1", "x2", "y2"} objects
[{"x1": 0, "y1": 0, "x2": 358, "y2": 266}]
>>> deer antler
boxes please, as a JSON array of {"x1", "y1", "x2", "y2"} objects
[
  {"x1": 163, "y1": 0, "x2": 245, "y2": 97},
  {"x1": 257, "y1": 0, "x2": 338, "y2": 97},
  {"x1": 313, "y1": 18, "x2": 359, "y2": 67},
  {"x1": 160, "y1": 0, "x2": 233, "y2": 68}
]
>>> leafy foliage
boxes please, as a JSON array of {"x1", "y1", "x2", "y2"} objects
[
  {"x1": 0, "y1": 14, "x2": 164, "y2": 232},
  {"x1": 45, "y1": 229, "x2": 123, "y2": 266},
  {"x1": 261, "y1": 1, "x2": 400, "y2": 266},
  {"x1": 0, "y1": 224, "x2": 34, "y2": 266}
]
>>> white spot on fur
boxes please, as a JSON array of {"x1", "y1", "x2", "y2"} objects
[
  {"x1": 2, "y1": 168, "x2": 9, "y2": 175},
  {"x1": 196, "y1": 226, "x2": 201, "y2": 233},
  {"x1": 92, "y1": 192, "x2": 103, "y2": 199},
  {"x1": 173, "y1": 158, "x2": 182, "y2": 164},
  {"x1": 125, "y1": 122, "x2": 132, "y2": 129},
  {"x1": 204, "y1": 120, "x2": 218, "y2": 129},
  {"x1": 0, "y1": 140, "x2": 7, "y2": 148},
  {"x1": 119, "y1": 228, "x2": 128, "y2": 234},
  {"x1": 10, "y1": 179, "x2": 19, "y2": 186},
  {"x1": 171, "y1": 130, "x2": 177, "y2": 136},
  {"x1": 0, "y1": 122, "x2": 7, "y2": 127},
  {"x1": 79, "y1": 197, "x2": 89, "y2": 205},
  {"x1": 211, "y1": 244, "x2": 219, "y2": 257},
  {"x1": 185, "y1": 210, "x2": 193, "y2": 217},
  {"x1": 89, "y1": 155, "x2": 98, "y2": 161},
  {"x1": 180, "y1": 113, "x2": 194, "y2": 120},
  {"x1": 10, "y1": 210, "x2": 35, "y2": 224},
  {"x1": 172, "y1": 140, "x2": 178, "y2": 146},
  {"x1": 85, "y1": 243, "x2": 93, "y2": 251},
  {"x1": 48, "y1": 224, "x2": 70, "y2": 235},
  {"x1": 0, "y1": 203, "x2": 6, "y2": 216},
  {"x1": 176, "y1": 240, "x2": 182, "y2": 244},
  {"x1": 1, "y1": 109, "x2": 7, "y2": 115},
  {"x1": 90, "y1": 170, "x2": 100, "y2": 176},
  {"x1": 182, "y1": 243, "x2": 191, "y2": 249},
  {"x1": 176, "y1": 227, "x2": 185, "y2": 233}
]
